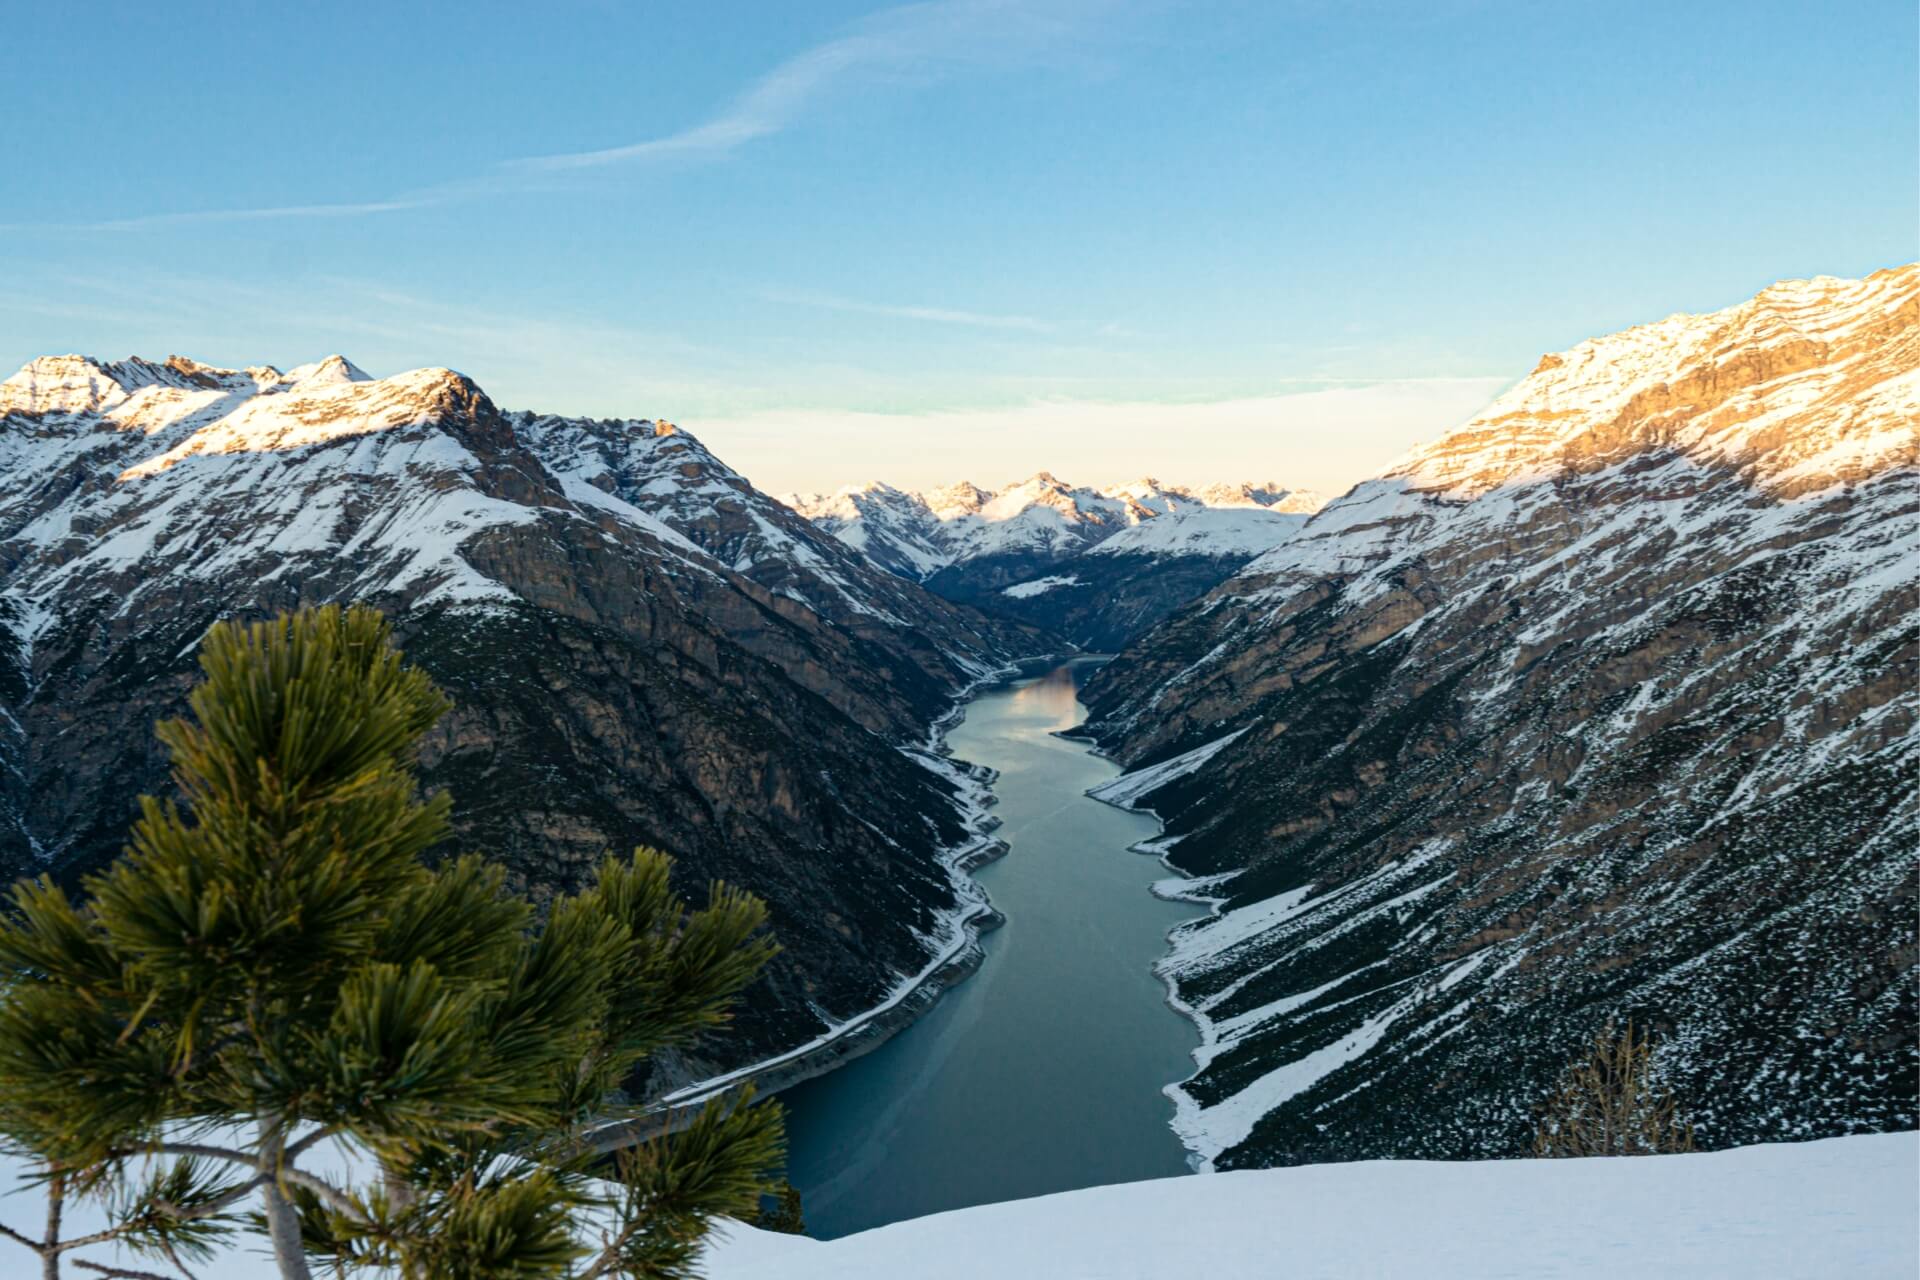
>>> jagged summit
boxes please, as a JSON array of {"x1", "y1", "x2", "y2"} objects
[
  {"x1": 281, "y1": 354, "x2": 373, "y2": 386},
  {"x1": 112, "y1": 364, "x2": 486, "y2": 479},
  {"x1": 784, "y1": 471, "x2": 1324, "y2": 650},
  {"x1": 0, "y1": 352, "x2": 381, "y2": 419},
  {"x1": 784, "y1": 471, "x2": 1324, "y2": 581},
  {"x1": 1197, "y1": 481, "x2": 1323, "y2": 512},
  {"x1": 0, "y1": 351, "x2": 1032, "y2": 681},
  {"x1": 1384, "y1": 262, "x2": 1918, "y2": 501}
]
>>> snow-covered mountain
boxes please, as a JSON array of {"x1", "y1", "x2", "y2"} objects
[
  {"x1": 785, "y1": 474, "x2": 1323, "y2": 649},
  {"x1": 785, "y1": 473, "x2": 1320, "y2": 581},
  {"x1": 0, "y1": 352, "x2": 1048, "y2": 1078},
  {"x1": 1076, "y1": 265, "x2": 1919, "y2": 1169}
]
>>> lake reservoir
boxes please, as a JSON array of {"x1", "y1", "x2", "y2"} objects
[{"x1": 779, "y1": 660, "x2": 1201, "y2": 1238}]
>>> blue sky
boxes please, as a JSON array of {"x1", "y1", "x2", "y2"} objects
[{"x1": 3, "y1": 0, "x2": 1913, "y2": 494}]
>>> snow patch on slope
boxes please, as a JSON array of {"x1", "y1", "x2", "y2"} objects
[
  {"x1": 1002, "y1": 574, "x2": 1082, "y2": 599},
  {"x1": 1086, "y1": 727, "x2": 1248, "y2": 809}
]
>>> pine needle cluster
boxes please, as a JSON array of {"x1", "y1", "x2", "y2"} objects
[{"x1": 0, "y1": 605, "x2": 786, "y2": 1278}]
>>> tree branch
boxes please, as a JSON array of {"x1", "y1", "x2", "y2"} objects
[
  {"x1": 72, "y1": 1261, "x2": 178, "y2": 1280},
  {"x1": 276, "y1": 1166, "x2": 371, "y2": 1226},
  {"x1": 149, "y1": 1172, "x2": 270, "y2": 1224},
  {"x1": 282, "y1": 1127, "x2": 337, "y2": 1162},
  {"x1": 110, "y1": 1144, "x2": 253, "y2": 1170},
  {"x1": 0, "y1": 1216, "x2": 42, "y2": 1251},
  {"x1": 158, "y1": 1236, "x2": 201, "y2": 1280},
  {"x1": 575, "y1": 1215, "x2": 645, "y2": 1280},
  {"x1": 50, "y1": 1226, "x2": 175, "y2": 1256},
  {"x1": 107, "y1": 1135, "x2": 367, "y2": 1225}
]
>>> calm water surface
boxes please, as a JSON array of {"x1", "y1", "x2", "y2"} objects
[{"x1": 778, "y1": 660, "x2": 1200, "y2": 1238}]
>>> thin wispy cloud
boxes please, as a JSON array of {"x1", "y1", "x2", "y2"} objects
[
  {"x1": 14, "y1": 0, "x2": 1098, "y2": 231},
  {"x1": 70, "y1": 195, "x2": 448, "y2": 232},
  {"x1": 515, "y1": 0, "x2": 1090, "y2": 171},
  {"x1": 763, "y1": 288, "x2": 1052, "y2": 332},
  {"x1": 513, "y1": 26, "x2": 887, "y2": 171}
]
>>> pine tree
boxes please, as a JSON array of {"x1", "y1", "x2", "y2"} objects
[
  {"x1": 0, "y1": 604, "x2": 785, "y2": 1278},
  {"x1": 1532, "y1": 1021, "x2": 1695, "y2": 1158}
]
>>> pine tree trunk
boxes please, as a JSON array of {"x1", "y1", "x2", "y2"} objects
[
  {"x1": 260, "y1": 1118, "x2": 315, "y2": 1280},
  {"x1": 261, "y1": 1182, "x2": 312, "y2": 1280},
  {"x1": 41, "y1": 1169, "x2": 62, "y2": 1280}
]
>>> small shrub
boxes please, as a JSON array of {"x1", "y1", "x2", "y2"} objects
[{"x1": 1533, "y1": 1021, "x2": 1695, "y2": 1157}]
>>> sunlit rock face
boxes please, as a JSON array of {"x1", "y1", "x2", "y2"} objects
[
  {"x1": 1076, "y1": 265, "x2": 1919, "y2": 1170},
  {"x1": 0, "y1": 354, "x2": 1047, "y2": 1076}
]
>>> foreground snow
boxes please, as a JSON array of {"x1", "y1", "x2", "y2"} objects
[
  {"x1": 705, "y1": 1134, "x2": 1917, "y2": 1279},
  {"x1": 4, "y1": 1133, "x2": 1908, "y2": 1276}
]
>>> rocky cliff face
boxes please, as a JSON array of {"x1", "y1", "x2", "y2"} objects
[
  {"x1": 785, "y1": 475, "x2": 1320, "y2": 649},
  {"x1": 1077, "y1": 266, "x2": 1919, "y2": 1169},
  {"x1": 0, "y1": 353, "x2": 1045, "y2": 1071}
]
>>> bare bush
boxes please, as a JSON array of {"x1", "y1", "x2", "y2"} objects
[{"x1": 1533, "y1": 1021, "x2": 1696, "y2": 1157}]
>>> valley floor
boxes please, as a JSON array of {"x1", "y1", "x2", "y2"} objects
[{"x1": 704, "y1": 1132, "x2": 1917, "y2": 1279}]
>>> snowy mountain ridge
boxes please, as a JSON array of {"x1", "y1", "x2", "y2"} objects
[
  {"x1": 783, "y1": 472, "x2": 1323, "y2": 581},
  {"x1": 0, "y1": 356, "x2": 740, "y2": 645},
  {"x1": 1228, "y1": 264, "x2": 1918, "y2": 610},
  {"x1": 0, "y1": 351, "x2": 1047, "y2": 1083},
  {"x1": 1076, "y1": 263, "x2": 1919, "y2": 1171},
  {"x1": 783, "y1": 472, "x2": 1324, "y2": 649}
]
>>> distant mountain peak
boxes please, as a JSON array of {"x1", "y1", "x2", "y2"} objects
[
  {"x1": 282, "y1": 354, "x2": 373, "y2": 386},
  {"x1": 781, "y1": 468, "x2": 1324, "y2": 651},
  {"x1": 1, "y1": 351, "x2": 389, "y2": 421},
  {"x1": 1392, "y1": 262, "x2": 1919, "y2": 502}
]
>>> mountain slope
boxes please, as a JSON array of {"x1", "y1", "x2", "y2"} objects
[
  {"x1": 0, "y1": 353, "x2": 1044, "y2": 1075},
  {"x1": 786, "y1": 475, "x2": 1320, "y2": 649},
  {"x1": 1077, "y1": 265, "x2": 1919, "y2": 1169}
]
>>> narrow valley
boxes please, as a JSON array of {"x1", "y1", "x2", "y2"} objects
[{"x1": 778, "y1": 661, "x2": 1201, "y2": 1238}]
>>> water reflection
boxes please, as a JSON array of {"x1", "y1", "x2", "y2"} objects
[{"x1": 1004, "y1": 661, "x2": 1086, "y2": 731}]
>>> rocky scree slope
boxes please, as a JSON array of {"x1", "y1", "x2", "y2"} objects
[
  {"x1": 1078, "y1": 266, "x2": 1920, "y2": 1169},
  {"x1": 0, "y1": 352, "x2": 1045, "y2": 1074},
  {"x1": 786, "y1": 475, "x2": 1321, "y2": 650}
]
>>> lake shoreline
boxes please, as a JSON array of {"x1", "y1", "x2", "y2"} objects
[
  {"x1": 1078, "y1": 753, "x2": 1233, "y2": 1176},
  {"x1": 595, "y1": 656, "x2": 1069, "y2": 1152}
]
